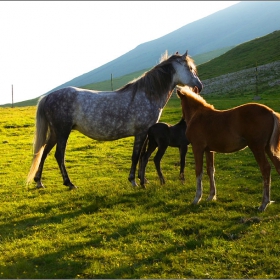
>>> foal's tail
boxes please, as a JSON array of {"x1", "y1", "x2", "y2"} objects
[
  {"x1": 269, "y1": 112, "x2": 280, "y2": 159},
  {"x1": 140, "y1": 135, "x2": 149, "y2": 158},
  {"x1": 26, "y1": 96, "x2": 49, "y2": 184}
]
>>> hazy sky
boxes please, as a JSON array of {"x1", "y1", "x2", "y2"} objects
[{"x1": 0, "y1": 1, "x2": 240, "y2": 105}]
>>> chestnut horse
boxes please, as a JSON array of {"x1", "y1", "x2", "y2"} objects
[
  {"x1": 177, "y1": 86, "x2": 280, "y2": 211},
  {"x1": 27, "y1": 51, "x2": 203, "y2": 190}
]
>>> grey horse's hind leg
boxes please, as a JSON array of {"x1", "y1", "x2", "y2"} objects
[
  {"x1": 34, "y1": 131, "x2": 57, "y2": 189},
  {"x1": 128, "y1": 132, "x2": 148, "y2": 187},
  {"x1": 54, "y1": 130, "x2": 77, "y2": 190}
]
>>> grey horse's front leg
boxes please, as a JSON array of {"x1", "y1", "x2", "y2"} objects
[{"x1": 128, "y1": 132, "x2": 147, "y2": 187}]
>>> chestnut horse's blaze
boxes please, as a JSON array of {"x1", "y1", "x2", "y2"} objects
[{"x1": 177, "y1": 86, "x2": 280, "y2": 211}]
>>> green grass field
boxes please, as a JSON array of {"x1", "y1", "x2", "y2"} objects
[{"x1": 1, "y1": 87, "x2": 280, "y2": 278}]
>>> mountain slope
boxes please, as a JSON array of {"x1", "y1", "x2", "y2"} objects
[
  {"x1": 198, "y1": 30, "x2": 280, "y2": 80},
  {"x1": 2, "y1": 29, "x2": 280, "y2": 108},
  {"x1": 84, "y1": 30, "x2": 280, "y2": 98},
  {"x1": 44, "y1": 1, "x2": 280, "y2": 94}
]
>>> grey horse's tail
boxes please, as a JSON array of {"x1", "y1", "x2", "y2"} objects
[{"x1": 26, "y1": 96, "x2": 49, "y2": 184}]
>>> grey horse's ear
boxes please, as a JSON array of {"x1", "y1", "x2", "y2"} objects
[{"x1": 182, "y1": 50, "x2": 188, "y2": 59}]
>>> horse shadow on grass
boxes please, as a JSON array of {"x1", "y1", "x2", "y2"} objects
[{"x1": 0, "y1": 184, "x2": 271, "y2": 278}]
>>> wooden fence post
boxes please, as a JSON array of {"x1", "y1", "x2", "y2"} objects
[{"x1": 12, "y1": 84, "x2": 14, "y2": 108}]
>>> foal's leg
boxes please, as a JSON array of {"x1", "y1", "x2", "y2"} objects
[
  {"x1": 179, "y1": 145, "x2": 188, "y2": 183},
  {"x1": 154, "y1": 144, "x2": 168, "y2": 185},
  {"x1": 34, "y1": 132, "x2": 57, "y2": 189},
  {"x1": 192, "y1": 147, "x2": 204, "y2": 204},
  {"x1": 128, "y1": 132, "x2": 147, "y2": 187},
  {"x1": 140, "y1": 139, "x2": 157, "y2": 188},
  {"x1": 137, "y1": 136, "x2": 148, "y2": 180},
  {"x1": 250, "y1": 147, "x2": 272, "y2": 211},
  {"x1": 55, "y1": 134, "x2": 77, "y2": 190},
  {"x1": 205, "y1": 151, "x2": 216, "y2": 201}
]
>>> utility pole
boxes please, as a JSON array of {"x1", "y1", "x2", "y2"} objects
[
  {"x1": 111, "y1": 73, "x2": 113, "y2": 91},
  {"x1": 255, "y1": 62, "x2": 258, "y2": 96},
  {"x1": 12, "y1": 84, "x2": 14, "y2": 108}
]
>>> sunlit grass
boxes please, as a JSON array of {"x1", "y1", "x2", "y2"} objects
[{"x1": 0, "y1": 91, "x2": 280, "y2": 278}]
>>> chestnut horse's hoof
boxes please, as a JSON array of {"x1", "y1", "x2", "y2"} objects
[
  {"x1": 207, "y1": 195, "x2": 217, "y2": 201},
  {"x1": 258, "y1": 200, "x2": 274, "y2": 212}
]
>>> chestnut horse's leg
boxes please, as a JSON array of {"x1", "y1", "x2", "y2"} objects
[
  {"x1": 250, "y1": 147, "x2": 272, "y2": 211},
  {"x1": 192, "y1": 147, "x2": 204, "y2": 204},
  {"x1": 205, "y1": 151, "x2": 216, "y2": 201},
  {"x1": 179, "y1": 145, "x2": 188, "y2": 183},
  {"x1": 128, "y1": 132, "x2": 148, "y2": 187}
]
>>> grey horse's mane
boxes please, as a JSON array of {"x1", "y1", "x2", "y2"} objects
[{"x1": 117, "y1": 52, "x2": 196, "y2": 100}]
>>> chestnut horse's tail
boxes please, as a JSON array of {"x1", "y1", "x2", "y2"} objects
[
  {"x1": 269, "y1": 112, "x2": 280, "y2": 159},
  {"x1": 27, "y1": 96, "x2": 49, "y2": 184}
]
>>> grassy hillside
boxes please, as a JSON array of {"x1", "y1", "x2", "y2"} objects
[
  {"x1": 0, "y1": 46, "x2": 234, "y2": 108},
  {"x1": 83, "y1": 28, "x2": 279, "y2": 92},
  {"x1": 32, "y1": 28, "x2": 280, "y2": 100},
  {"x1": 197, "y1": 30, "x2": 280, "y2": 80},
  {"x1": 83, "y1": 30, "x2": 280, "y2": 93},
  {"x1": 82, "y1": 46, "x2": 235, "y2": 92}
]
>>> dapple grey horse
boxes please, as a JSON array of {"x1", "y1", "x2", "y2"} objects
[{"x1": 27, "y1": 50, "x2": 203, "y2": 189}]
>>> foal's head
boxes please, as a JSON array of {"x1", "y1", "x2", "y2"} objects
[
  {"x1": 176, "y1": 86, "x2": 214, "y2": 121},
  {"x1": 177, "y1": 86, "x2": 213, "y2": 107}
]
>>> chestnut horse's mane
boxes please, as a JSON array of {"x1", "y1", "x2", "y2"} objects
[{"x1": 177, "y1": 86, "x2": 215, "y2": 110}]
